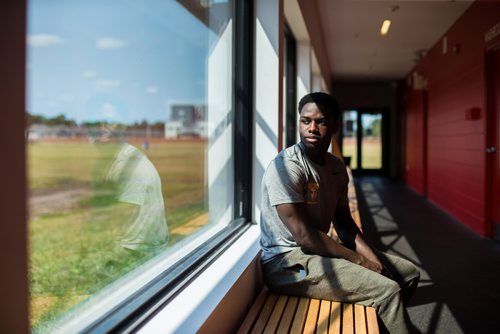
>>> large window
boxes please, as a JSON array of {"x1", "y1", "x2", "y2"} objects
[{"x1": 27, "y1": 0, "x2": 239, "y2": 331}]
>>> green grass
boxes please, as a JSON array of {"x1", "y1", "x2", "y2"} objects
[
  {"x1": 28, "y1": 140, "x2": 208, "y2": 330},
  {"x1": 361, "y1": 139, "x2": 382, "y2": 169},
  {"x1": 28, "y1": 142, "x2": 96, "y2": 190},
  {"x1": 342, "y1": 138, "x2": 382, "y2": 169},
  {"x1": 342, "y1": 138, "x2": 358, "y2": 169}
]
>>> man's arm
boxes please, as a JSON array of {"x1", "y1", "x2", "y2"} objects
[
  {"x1": 334, "y1": 205, "x2": 384, "y2": 266},
  {"x1": 276, "y1": 202, "x2": 384, "y2": 274}
]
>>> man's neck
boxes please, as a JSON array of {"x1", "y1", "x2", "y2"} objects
[{"x1": 302, "y1": 145, "x2": 327, "y2": 166}]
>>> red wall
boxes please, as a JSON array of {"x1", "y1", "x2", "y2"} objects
[
  {"x1": 404, "y1": 1, "x2": 500, "y2": 236},
  {"x1": 404, "y1": 90, "x2": 426, "y2": 195}
]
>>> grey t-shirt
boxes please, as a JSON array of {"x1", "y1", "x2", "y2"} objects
[{"x1": 259, "y1": 142, "x2": 349, "y2": 263}]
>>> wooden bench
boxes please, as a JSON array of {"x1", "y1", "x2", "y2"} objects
[
  {"x1": 237, "y1": 167, "x2": 380, "y2": 334},
  {"x1": 237, "y1": 289, "x2": 379, "y2": 334}
]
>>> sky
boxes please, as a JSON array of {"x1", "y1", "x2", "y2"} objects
[{"x1": 27, "y1": 0, "x2": 222, "y2": 124}]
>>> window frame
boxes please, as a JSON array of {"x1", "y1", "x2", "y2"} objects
[
  {"x1": 283, "y1": 22, "x2": 297, "y2": 149},
  {"x1": 1, "y1": 0, "x2": 29, "y2": 332},
  {"x1": 82, "y1": 220, "x2": 251, "y2": 333}
]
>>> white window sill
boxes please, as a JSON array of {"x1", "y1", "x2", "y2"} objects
[{"x1": 138, "y1": 224, "x2": 261, "y2": 333}]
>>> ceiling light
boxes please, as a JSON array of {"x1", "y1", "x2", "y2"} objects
[{"x1": 380, "y1": 20, "x2": 391, "y2": 36}]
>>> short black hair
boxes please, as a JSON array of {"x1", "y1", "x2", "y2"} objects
[{"x1": 298, "y1": 92, "x2": 340, "y2": 120}]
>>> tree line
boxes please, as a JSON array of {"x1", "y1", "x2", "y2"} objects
[{"x1": 27, "y1": 112, "x2": 165, "y2": 131}]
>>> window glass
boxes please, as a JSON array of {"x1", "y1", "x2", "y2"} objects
[
  {"x1": 342, "y1": 110, "x2": 358, "y2": 169},
  {"x1": 27, "y1": 0, "x2": 234, "y2": 330},
  {"x1": 361, "y1": 113, "x2": 383, "y2": 169}
]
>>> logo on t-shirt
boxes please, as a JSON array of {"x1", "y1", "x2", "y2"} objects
[{"x1": 306, "y1": 182, "x2": 319, "y2": 204}]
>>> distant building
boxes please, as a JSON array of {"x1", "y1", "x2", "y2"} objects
[
  {"x1": 164, "y1": 121, "x2": 183, "y2": 139},
  {"x1": 165, "y1": 104, "x2": 207, "y2": 139}
]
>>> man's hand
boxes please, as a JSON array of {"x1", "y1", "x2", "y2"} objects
[
  {"x1": 350, "y1": 252, "x2": 393, "y2": 278},
  {"x1": 334, "y1": 205, "x2": 394, "y2": 278},
  {"x1": 350, "y1": 253, "x2": 384, "y2": 274}
]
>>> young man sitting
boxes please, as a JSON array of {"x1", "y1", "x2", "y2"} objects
[{"x1": 259, "y1": 92, "x2": 420, "y2": 333}]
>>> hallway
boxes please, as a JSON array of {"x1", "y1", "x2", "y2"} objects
[{"x1": 356, "y1": 176, "x2": 500, "y2": 333}]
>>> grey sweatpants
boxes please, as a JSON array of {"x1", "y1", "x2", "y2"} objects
[{"x1": 262, "y1": 248, "x2": 420, "y2": 333}]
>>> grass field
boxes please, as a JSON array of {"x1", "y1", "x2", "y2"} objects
[
  {"x1": 342, "y1": 137, "x2": 382, "y2": 169},
  {"x1": 28, "y1": 140, "x2": 208, "y2": 331}
]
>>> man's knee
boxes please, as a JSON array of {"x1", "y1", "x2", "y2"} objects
[
  {"x1": 401, "y1": 262, "x2": 420, "y2": 290},
  {"x1": 401, "y1": 266, "x2": 420, "y2": 304},
  {"x1": 380, "y1": 252, "x2": 419, "y2": 277},
  {"x1": 407, "y1": 266, "x2": 420, "y2": 284},
  {"x1": 375, "y1": 278, "x2": 401, "y2": 304}
]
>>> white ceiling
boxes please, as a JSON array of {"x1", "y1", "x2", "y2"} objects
[{"x1": 311, "y1": 0, "x2": 474, "y2": 81}]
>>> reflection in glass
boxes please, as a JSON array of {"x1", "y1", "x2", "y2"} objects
[
  {"x1": 27, "y1": 0, "x2": 234, "y2": 330},
  {"x1": 101, "y1": 138, "x2": 168, "y2": 251}
]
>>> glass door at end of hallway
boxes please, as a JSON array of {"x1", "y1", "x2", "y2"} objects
[{"x1": 341, "y1": 110, "x2": 385, "y2": 174}]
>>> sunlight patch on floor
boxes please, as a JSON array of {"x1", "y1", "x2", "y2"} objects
[{"x1": 359, "y1": 180, "x2": 462, "y2": 332}]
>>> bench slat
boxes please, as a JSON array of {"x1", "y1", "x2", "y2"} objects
[
  {"x1": 316, "y1": 300, "x2": 331, "y2": 334},
  {"x1": 303, "y1": 299, "x2": 320, "y2": 334},
  {"x1": 342, "y1": 303, "x2": 354, "y2": 334},
  {"x1": 276, "y1": 296, "x2": 299, "y2": 333},
  {"x1": 354, "y1": 304, "x2": 367, "y2": 334},
  {"x1": 328, "y1": 302, "x2": 342, "y2": 334},
  {"x1": 250, "y1": 293, "x2": 278, "y2": 334},
  {"x1": 237, "y1": 289, "x2": 270, "y2": 334},
  {"x1": 263, "y1": 295, "x2": 288, "y2": 333},
  {"x1": 289, "y1": 297, "x2": 310, "y2": 333},
  {"x1": 365, "y1": 306, "x2": 379, "y2": 334}
]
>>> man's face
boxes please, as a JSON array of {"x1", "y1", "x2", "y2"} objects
[{"x1": 299, "y1": 102, "x2": 338, "y2": 152}]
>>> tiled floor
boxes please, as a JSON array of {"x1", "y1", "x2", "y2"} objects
[{"x1": 355, "y1": 176, "x2": 500, "y2": 334}]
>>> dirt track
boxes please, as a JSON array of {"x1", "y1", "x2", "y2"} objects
[{"x1": 29, "y1": 187, "x2": 89, "y2": 218}]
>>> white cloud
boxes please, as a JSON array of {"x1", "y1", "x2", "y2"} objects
[
  {"x1": 98, "y1": 103, "x2": 119, "y2": 120},
  {"x1": 96, "y1": 37, "x2": 127, "y2": 49},
  {"x1": 28, "y1": 34, "x2": 65, "y2": 47},
  {"x1": 83, "y1": 71, "x2": 98, "y2": 79},
  {"x1": 94, "y1": 80, "x2": 121, "y2": 90},
  {"x1": 146, "y1": 85, "x2": 158, "y2": 94}
]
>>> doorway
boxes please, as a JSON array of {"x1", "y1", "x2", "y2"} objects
[
  {"x1": 486, "y1": 46, "x2": 500, "y2": 240},
  {"x1": 341, "y1": 109, "x2": 388, "y2": 175}
]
